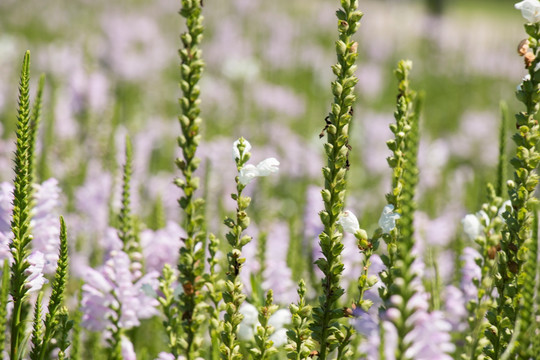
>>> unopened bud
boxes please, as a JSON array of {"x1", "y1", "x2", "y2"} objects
[
  {"x1": 518, "y1": 39, "x2": 530, "y2": 56},
  {"x1": 524, "y1": 52, "x2": 536, "y2": 68}
]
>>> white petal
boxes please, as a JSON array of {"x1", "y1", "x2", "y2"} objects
[
  {"x1": 337, "y1": 210, "x2": 360, "y2": 234},
  {"x1": 238, "y1": 164, "x2": 259, "y2": 185},
  {"x1": 255, "y1": 157, "x2": 279, "y2": 176}
]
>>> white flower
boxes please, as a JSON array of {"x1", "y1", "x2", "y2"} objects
[
  {"x1": 337, "y1": 210, "x2": 360, "y2": 234},
  {"x1": 378, "y1": 205, "x2": 400, "y2": 233},
  {"x1": 238, "y1": 302, "x2": 259, "y2": 340},
  {"x1": 461, "y1": 214, "x2": 483, "y2": 240},
  {"x1": 233, "y1": 138, "x2": 252, "y2": 160},
  {"x1": 238, "y1": 164, "x2": 260, "y2": 185},
  {"x1": 516, "y1": 0, "x2": 540, "y2": 23},
  {"x1": 238, "y1": 159, "x2": 280, "y2": 185},
  {"x1": 238, "y1": 303, "x2": 291, "y2": 346},
  {"x1": 256, "y1": 158, "x2": 280, "y2": 176}
]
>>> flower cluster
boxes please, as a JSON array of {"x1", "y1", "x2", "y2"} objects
[{"x1": 81, "y1": 250, "x2": 159, "y2": 331}]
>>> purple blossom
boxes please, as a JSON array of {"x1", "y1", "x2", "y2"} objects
[
  {"x1": 261, "y1": 222, "x2": 296, "y2": 304},
  {"x1": 140, "y1": 221, "x2": 184, "y2": 273},
  {"x1": 121, "y1": 336, "x2": 136, "y2": 360},
  {"x1": 32, "y1": 178, "x2": 62, "y2": 274},
  {"x1": 81, "y1": 250, "x2": 159, "y2": 331}
]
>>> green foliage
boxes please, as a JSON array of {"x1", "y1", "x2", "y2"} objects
[
  {"x1": 175, "y1": 0, "x2": 207, "y2": 357},
  {"x1": 9, "y1": 50, "x2": 35, "y2": 360},
  {"x1": 118, "y1": 136, "x2": 144, "y2": 273},
  {"x1": 310, "y1": 0, "x2": 362, "y2": 357},
  {"x1": 285, "y1": 280, "x2": 314, "y2": 360},
  {"x1": 55, "y1": 307, "x2": 74, "y2": 360}
]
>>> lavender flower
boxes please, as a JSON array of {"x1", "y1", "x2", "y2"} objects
[
  {"x1": 81, "y1": 250, "x2": 159, "y2": 331},
  {"x1": 140, "y1": 221, "x2": 184, "y2": 273},
  {"x1": 24, "y1": 251, "x2": 48, "y2": 294},
  {"x1": 121, "y1": 336, "x2": 136, "y2": 360},
  {"x1": 32, "y1": 178, "x2": 62, "y2": 274}
]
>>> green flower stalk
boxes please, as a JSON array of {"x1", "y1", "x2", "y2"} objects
[
  {"x1": 464, "y1": 184, "x2": 505, "y2": 360},
  {"x1": 219, "y1": 138, "x2": 255, "y2": 360},
  {"x1": 379, "y1": 60, "x2": 418, "y2": 307},
  {"x1": 158, "y1": 265, "x2": 181, "y2": 356},
  {"x1": 175, "y1": 0, "x2": 206, "y2": 357},
  {"x1": 310, "y1": 1, "x2": 362, "y2": 358},
  {"x1": 483, "y1": 20, "x2": 540, "y2": 359},
  {"x1": 285, "y1": 280, "x2": 314, "y2": 360},
  {"x1": 510, "y1": 211, "x2": 538, "y2": 358},
  {"x1": 30, "y1": 292, "x2": 45, "y2": 360},
  {"x1": 378, "y1": 60, "x2": 422, "y2": 360},
  {"x1": 204, "y1": 234, "x2": 223, "y2": 360},
  {"x1": 118, "y1": 136, "x2": 144, "y2": 277},
  {"x1": 219, "y1": 138, "x2": 279, "y2": 360},
  {"x1": 36, "y1": 217, "x2": 69, "y2": 360},
  {"x1": 251, "y1": 290, "x2": 278, "y2": 360},
  {"x1": 55, "y1": 307, "x2": 73, "y2": 360},
  {"x1": 9, "y1": 50, "x2": 35, "y2": 360}
]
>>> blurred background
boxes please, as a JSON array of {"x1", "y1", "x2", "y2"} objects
[{"x1": 0, "y1": 0, "x2": 527, "y2": 302}]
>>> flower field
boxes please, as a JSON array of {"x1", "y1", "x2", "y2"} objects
[{"x1": 0, "y1": 0, "x2": 538, "y2": 359}]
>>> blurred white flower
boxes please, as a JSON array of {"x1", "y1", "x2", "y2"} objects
[
  {"x1": 461, "y1": 214, "x2": 483, "y2": 240},
  {"x1": 238, "y1": 158, "x2": 280, "y2": 185},
  {"x1": 255, "y1": 158, "x2": 280, "y2": 176},
  {"x1": 238, "y1": 302, "x2": 259, "y2": 340},
  {"x1": 378, "y1": 205, "x2": 400, "y2": 233},
  {"x1": 515, "y1": 0, "x2": 540, "y2": 23},
  {"x1": 238, "y1": 302, "x2": 291, "y2": 346},
  {"x1": 337, "y1": 210, "x2": 360, "y2": 234}
]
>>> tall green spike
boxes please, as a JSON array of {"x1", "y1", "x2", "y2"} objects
[
  {"x1": 29, "y1": 292, "x2": 45, "y2": 360},
  {"x1": 37, "y1": 217, "x2": 70, "y2": 360},
  {"x1": 9, "y1": 50, "x2": 35, "y2": 360},
  {"x1": 176, "y1": 0, "x2": 206, "y2": 358}
]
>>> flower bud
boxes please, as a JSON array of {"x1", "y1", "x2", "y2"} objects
[
  {"x1": 518, "y1": 39, "x2": 530, "y2": 56},
  {"x1": 524, "y1": 52, "x2": 536, "y2": 68}
]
